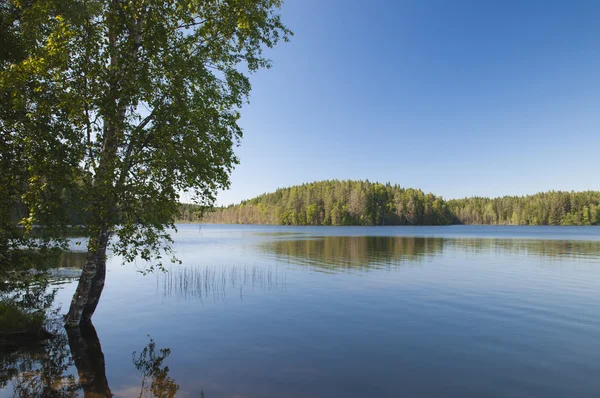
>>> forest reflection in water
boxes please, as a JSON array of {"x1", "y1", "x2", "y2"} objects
[
  {"x1": 58, "y1": 252, "x2": 87, "y2": 269},
  {"x1": 157, "y1": 264, "x2": 286, "y2": 301},
  {"x1": 260, "y1": 236, "x2": 600, "y2": 271},
  {"x1": 0, "y1": 321, "x2": 182, "y2": 398}
]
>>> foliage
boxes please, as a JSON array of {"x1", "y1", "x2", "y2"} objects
[
  {"x1": 447, "y1": 191, "x2": 600, "y2": 225},
  {"x1": 202, "y1": 180, "x2": 454, "y2": 225},
  {"x1": 0, "y1": 245, "x2": 68, "y2": 333},
  {"x1": 0, "y1": 265, "x2": 60, "y2": 339},
  {"x1": 1, "y1": 0, "x2": 291, "y2": 273},
  {"x1": 202, "y1": 180, "x2": 600, "y2": 226},
  {"x1": 0, "y1": 301, "x2": 44, "y2": 333},
  {"x1": 178, "y1": 202, "x2": 205, "y2": 223}
]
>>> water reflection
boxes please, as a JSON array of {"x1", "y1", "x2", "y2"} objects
[
  {"x1": 157, "y1": 265, "x2": 286, "y2": 301},
  {"x1": 261, "y1": 236, "x2": 444, "y2": 270},
  {"x1": 450, "y1": 238, "x2": 600, "y2": 260},
  {"x1": 0, "y1": 252, "x2": 86, "y2": 308},
  {"x1": 133, "y1": 337, "x2": 179, "y2": 398},
  {"x1": 261, "y1": 236, "x2": 600, "y2": 271},
  {"x1": 67, "y1": 323, "x2": 112, "y2": 397},
  {"x1": 58, "y1": 252, "x2": 87, "y2": 269},
  {"x1": 45, "y1": 252, "x2": 88, "y2": 285},
  {"x1": 1, "y1": 324, "x2": 180, "y2": 398},
  {"x1": 0, "y1": 320, "x2": 78, "y2": 397}
]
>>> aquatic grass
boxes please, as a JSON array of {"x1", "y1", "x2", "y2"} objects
[{"x1": 157, "y1": 264, "x2": 286, "y2": 301}]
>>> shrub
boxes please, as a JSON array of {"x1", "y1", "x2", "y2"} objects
[{"x1": 0, "y1": 301, "x2": 44, "y2": 334}]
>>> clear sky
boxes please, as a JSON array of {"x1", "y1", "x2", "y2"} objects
[{"x1": 214, "y1": 0, "x2": 600, "y2": 205}]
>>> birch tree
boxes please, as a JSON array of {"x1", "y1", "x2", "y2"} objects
[{"x1": 0, "y1": 0, "x2": 290, "y2": 327}]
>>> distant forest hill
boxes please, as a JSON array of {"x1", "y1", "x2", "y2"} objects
[{"x1": 182, "y1": 180, "x2": 600, "y2": 226}]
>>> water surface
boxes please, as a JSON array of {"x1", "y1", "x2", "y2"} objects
[{"x1": 2, "y1": 225, "x2": 600, "y2": 397}]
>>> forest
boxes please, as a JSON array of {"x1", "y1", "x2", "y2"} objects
[{"x1": 196, "y1": 180, "x2": 600, "y2": 226}]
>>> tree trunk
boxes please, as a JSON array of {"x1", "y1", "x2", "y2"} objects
[
  {"x1": 65, "y1": 1, "x2": 120, "y2": 328},
  {"x1": 65, "y1": 0, "x2": 141, "y2": 328},
  {"x1": 65, "y1": 227, "x2": 110, "y2": 328}
]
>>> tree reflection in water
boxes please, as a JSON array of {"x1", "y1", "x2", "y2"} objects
[
  {"x1": 1, "y1": 323, "x2": 182, "y2": 397},
  {"x1": 261, "y1": 236, "x2": 600, "y2": 271},
  {"x1": 0, "y1": 318, "x2": 79, "y2": 397},
  {"x1": 66, "y1": 323, "x2": 112, "y2": 397},
  {"x1": 132, "y1": 337, "x2": 179, "y2": 398}
]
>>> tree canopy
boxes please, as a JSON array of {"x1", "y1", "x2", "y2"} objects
[
  {"x1": 448, "y1": 190, "x2": 600, "y2": 226},
  {"x1": 1, "y1": 0, "x2": 290, "y2": 326},
  {"x1": 201, "y1": 180, "x2": 600, "y2": 226},
  {"x1": 202, "y1": 180, "x2": 455, "y2": 225}
]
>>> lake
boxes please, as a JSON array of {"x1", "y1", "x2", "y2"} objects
[{"x1": 2, "y1": 225, "x2": 600, "y2": 397}]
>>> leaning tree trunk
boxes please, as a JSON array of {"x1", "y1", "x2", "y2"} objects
[
  {"x1": 65, "y1": 0, "x2": 124, "y2": 328},
  {"x1": 65, "y1": 227, "x2": 110, "y2": 328},
  {"x1": 65, "y1": 0, "x2": 142, "y2": 327}
]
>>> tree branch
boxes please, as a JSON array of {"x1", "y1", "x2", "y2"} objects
[{"x1": 174, "y1": 19, "x2": 207, "y2": 31}]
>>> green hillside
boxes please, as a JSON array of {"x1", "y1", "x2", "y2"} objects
[{"x1": 198, "y1": 180, "x2": 600, "y2": 226}]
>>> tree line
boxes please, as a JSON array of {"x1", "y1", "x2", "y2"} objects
[
  {"x1": 448, "y1": 190, "x2": 600, "y2": 225},
  {"x1": 197, "y1": 180, "x2": 600, "y2": 226},
  {"x1": 201, "y1": 180, "x2": 454, "y2": 225}
]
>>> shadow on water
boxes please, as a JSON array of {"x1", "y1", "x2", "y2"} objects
[
  {"x1": 259, "y1": 236, "x2": 600, "y2": 271},
  {"x1": 1, "y1": 322, "x2": 184, "y2": 397},
  {"x1": 157, "y1": 265, "x2": 286, "y2": 302}
]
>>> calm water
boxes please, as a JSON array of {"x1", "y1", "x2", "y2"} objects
[{"x1": 3, "y1": 225, "x2": 600, "y2": 397}]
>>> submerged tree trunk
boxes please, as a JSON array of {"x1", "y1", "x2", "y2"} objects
[{"x1": 65, "y1": 228, "x2": 110, "y2": 328}]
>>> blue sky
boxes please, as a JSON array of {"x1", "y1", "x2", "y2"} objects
[{"x1": 214, "y1": 0, "x2": 600, "y2": 205}]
